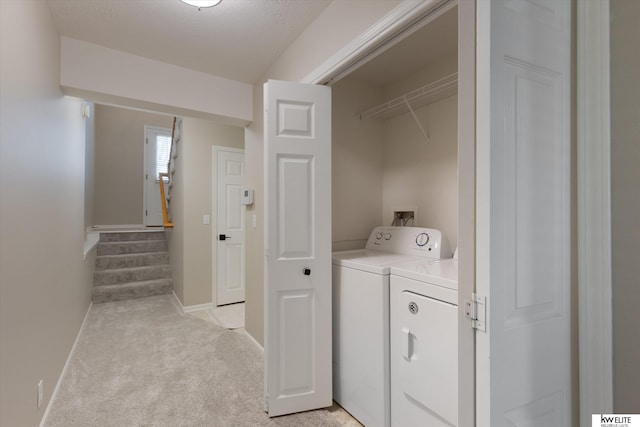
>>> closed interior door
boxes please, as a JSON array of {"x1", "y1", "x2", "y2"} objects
[{"x1": 215, "y1": 148, "x2": 245, "y2": 306}]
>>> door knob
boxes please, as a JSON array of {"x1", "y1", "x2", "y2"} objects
[
  {"x1": 303, "y1": 268, "x2": 311, "y2": 276},
  {"x1": 219, "y1": 234, "x2": 231, "y2": 241}
]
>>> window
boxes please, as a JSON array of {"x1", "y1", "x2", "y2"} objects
[{"x1": 155, "y1": 133, "x2": 172, "y2": 182}]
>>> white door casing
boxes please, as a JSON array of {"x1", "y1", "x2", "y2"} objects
[
  {"x1": 476, "y1": 0, "x2": 572, "y2": 426},
  {"x1": 577, "y1": 0, "x2": 613, "y2": 419},
  {"x1": 143, "y1": 126, "x2": 171, "y2": 227},
  {"x1": 264, "y1": 80, "x2": 332, "y2": 416},
  {"x1": 214, "y1": 147, "x2": 246, "y2": 306}
]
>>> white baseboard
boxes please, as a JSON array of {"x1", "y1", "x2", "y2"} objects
[
  {"x1": 39, "y1": 302, "x2": 93, "y2": 427},
  {"x1": 88, "y1": 224, "x2": 146, "y2": 231},
  {"x1": 184, "y1": 302, "x2": 213, "y2": 313},
  {"x1": 83, "y1": 232, "x2": 100, "y2": 259},
  {"x1": 243, "y1": 330, "x2": 264, "y2": 353},
  {"x1": 171, "y1": 291, "x2": 212, "y2": 314},
  {"x1": 182, "y1": 303, "x2": 213, "y2": 313},
  {"x1": 171, "y1": 291, "x2": 185, "y2": 313}
]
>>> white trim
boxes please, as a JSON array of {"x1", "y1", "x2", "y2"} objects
[
  {"x1": 183, "y1": 302, "x2": 213, "y2": 313},
  {"x1": 457, "y1": 1, "x2": 476, "y2": 426},
  {"x1": 211, "y1": 145, "x2": 245, "y2": 308},
  {"x1": 302, "y1": 0, "x2": 458, "y2": 85},
  {"x1": 39, "y1": 302, "x2": 93, "y2": 427},
  {"x1": 170, "y1": 291, "x2": 213, "y2": 313},
  {"x1": 88, "y1": 224, "x2": 147, "y2": 231},
  {"x1": 474, "y1": 1, "x2": 492, "y2": 425},
  {"x1": 171, "y1": 291, "x2": 184, "y2": 313},
  {"x1": 243, "y1": 330, "x2": 264, "y2": 353},
  {"x1": 577, "y1": 0, "x2": 613, "y2": 420},
  {"x1": 83, "y1": 232, "x2": 100, "y2": 259}
]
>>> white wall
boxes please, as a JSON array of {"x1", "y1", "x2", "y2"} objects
[
  {"x1": 331, "y1": 53, "x2": 458, "y2": 252},
  {"x1": 0, "y1": 2, "x2": 95, "y2": 426},
  {"x1": 381, "y1": 94, "x2": 458, "y2": 248},
  {"x1": 381, "y1": 54, "x2": 459, "y2": 249},
  {"x1": 60, "y1": 37, "x2": 253, "y2": 127},
  {"x1": 331, "y1": 76, "x2": 385, "y2": 251},
  {"x1": 93, "y1": 105, "x2": 173, "y2": 225},
  {"x1": 610, "y1": 0, "x2": 640, "y2": 412},
  {"x1": 168, "y1": 117, "x2": 244, "y2": 307},
  {"x1": 244, "y1": 0, "x2": 403, "y2": 346}
]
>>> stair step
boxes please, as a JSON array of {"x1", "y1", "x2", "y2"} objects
[
  {"x1": 94, "y1": 265, "x2": 171, "y2": 286},
  {"x1": 92, "y1": 279, "x2": 172, "y2": 304},
  {"x1": 99, "y1": 231, "x2": 165, "y2": 242},
  {"x1": 95, "y1": 252, "x2": 170, "y2": 270},
  {"x1": 97, "y1": 240, "x2": 167, "y2": 256}
]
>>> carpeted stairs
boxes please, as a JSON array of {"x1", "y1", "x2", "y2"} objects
[{"x1": 92, "y1": 231, "x2": 173, "y2": 303}]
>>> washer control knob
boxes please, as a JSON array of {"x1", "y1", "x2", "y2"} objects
[
  {"x1": 408, "y1": 301, "x2": 419, "y2": 314},
  {"x1": 384, "y1": 233, "x2": 392, "y2": 240},
  {"x1": 376, "y1": 232, "x2": 383, "y2": 240},
  {"x1": 415, "y1": 232, "x2": 430, "y2": 247}
]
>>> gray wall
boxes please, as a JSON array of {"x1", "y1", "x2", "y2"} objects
[
  {"x1": 0, "y1": 2, "x2": 96, "y2": 425},
  {"x1": 84, "y1": 103, "x2": 95, "y2": 230},
  {"x1": 168, "y1": 117, "x2": 244, "y2": 307},
  {"x1": 93, "y1": 104, "x2": 173, "y2": 225},
  {"x1": 610, "y1": 0, "x2": 640, "y2": 412}
]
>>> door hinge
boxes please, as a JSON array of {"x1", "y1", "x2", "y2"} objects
[
  {"x1": 145, "y1": 210, "x2": 148, "y2": 216},
  {"x1": 146, "y1": 138, "x2": 148, "y2": 144},
  {"x1": 146, "y1": 173, "x2": 148, "y2": 180},
  {"x1": 464, "y1": 293, "x2": 486, "y2": 332}
]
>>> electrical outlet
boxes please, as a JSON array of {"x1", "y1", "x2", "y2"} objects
[{"x1": 37, "y1": 380, "x2": 43, "y2": 408}]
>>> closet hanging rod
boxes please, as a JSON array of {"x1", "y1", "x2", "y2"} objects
[{"x1": 358, "y1": 72, "x2": 458, "y2": 121}]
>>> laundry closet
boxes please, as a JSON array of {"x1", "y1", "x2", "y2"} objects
[
  {"x1": 330, "y1": 5, "x2": 460, "y2": 427},
  {"x1": 331, "y1": 5, "x2": 459, "y2": 252}
]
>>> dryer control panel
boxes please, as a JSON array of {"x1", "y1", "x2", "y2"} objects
[{"x1": 365, "y1": 226, "x2": 451, "y2": 259}]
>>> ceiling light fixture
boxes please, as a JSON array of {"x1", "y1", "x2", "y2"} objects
[{"x1": 179, "y1": 0, "x2": 222, "y2": 10}]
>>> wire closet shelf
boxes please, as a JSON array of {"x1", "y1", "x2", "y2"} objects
[{"x1": 358, "y1": 72, "x2": 458, "y2": 121}]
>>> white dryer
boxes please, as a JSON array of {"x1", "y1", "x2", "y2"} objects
[
  {"x1": 332, "y1": 227, "x2": 450, "y2": 427},
  {"x1": 389, "y1": 258, "x2": 458, "y2": 427}
]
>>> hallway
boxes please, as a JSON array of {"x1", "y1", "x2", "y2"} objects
[{"x1": 42, "y1": 295, "x2": 357, "y2": 426}]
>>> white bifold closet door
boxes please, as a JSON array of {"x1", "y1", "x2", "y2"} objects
[
  {"x1": 475, "y1": 0, "x2": 573, "y2": 425},
  {"x1": 263, "y1": 80, "x2": 332, "y2": 417}
]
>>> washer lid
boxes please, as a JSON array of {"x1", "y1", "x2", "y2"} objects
[
  {"x1": 332, "y1": 249, "x2": 423, "y2": 275},
  {"x1": 390, "y1": 259, "x2": 458, "y2": 291}
]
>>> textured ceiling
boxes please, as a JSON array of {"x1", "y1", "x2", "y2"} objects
[{"x1": 46, "y1": 0, "x2": 331, "y2": 84}]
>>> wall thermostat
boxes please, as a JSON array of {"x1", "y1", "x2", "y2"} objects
[{"x1": 241, "y1": 188, "x2": 254, "y2": 205}]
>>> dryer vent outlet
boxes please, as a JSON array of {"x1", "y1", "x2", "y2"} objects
[{"x1": 392, "y1": 210, "x2": 415, "y2": 227}]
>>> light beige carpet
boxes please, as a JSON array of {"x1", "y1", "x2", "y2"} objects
[{"x1": 44, "y1": 295, "x2": 342, "y2": 427}]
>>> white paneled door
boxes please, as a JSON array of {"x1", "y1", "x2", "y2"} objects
[
  {"x1": 264, "y1": 80, "x2": 332, "y2": 416},
  {"x1": 215, "y1": 148, "x2": 245, "y2": 306},
  {"x1": 476, "y1": 0, "x2": 572, "y2": 425}
]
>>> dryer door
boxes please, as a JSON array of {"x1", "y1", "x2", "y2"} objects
[{"x1": 396, "y1": 289, "x2": 458, "y2": 425}]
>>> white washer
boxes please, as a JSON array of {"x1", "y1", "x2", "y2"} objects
[
  {"x1": 332, "y1": 227, "x2": 450, "y2": 427},
  {"x1": 390, "y1": 258, "x2": 458, "y2": 427}
]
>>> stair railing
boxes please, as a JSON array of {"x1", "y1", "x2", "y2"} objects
[
  {"x1": 159, "y1": 117, "x2": 181, "y2": 228},
  {"x1": 159, "y1": 172, "x2": 172, "y2": 228}
]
